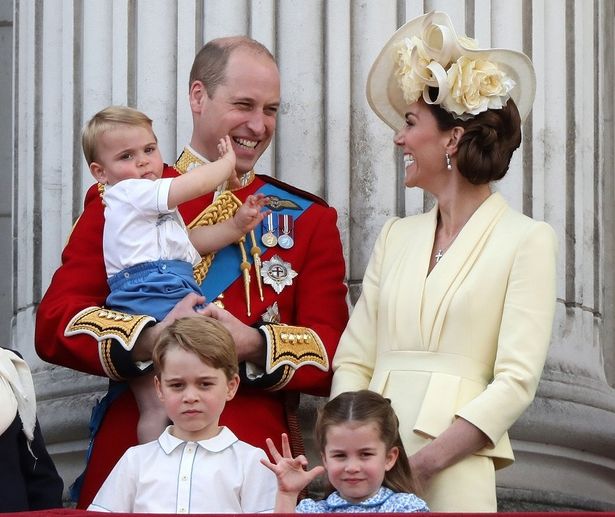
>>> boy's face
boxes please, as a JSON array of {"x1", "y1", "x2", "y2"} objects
[
  {"x1": 89, "y1": 124, "x2": 164, "y2": 186},
  {"x1": 154, "y1": 345, "x2": 239, "y2": 442}
]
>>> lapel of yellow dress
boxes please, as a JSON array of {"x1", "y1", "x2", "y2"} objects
[{"x1": 421, "y1": 192, "x2": 508, "y2": 348}]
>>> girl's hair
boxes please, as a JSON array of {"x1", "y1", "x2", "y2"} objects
[
  {"x1": 81, "y1": 105, "x2": 154, "y2": 165},
  {"x1": 315, "y1": 390, "x2": 416, "y2": 495},
  {"x1": 152, "y1": 316, "x2": 238, "y2": 381},
  {"x1": 424, "y1": 90, "x2": 522, "y2": 185}
]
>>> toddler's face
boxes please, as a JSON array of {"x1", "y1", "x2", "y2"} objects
[
  {"x1": 154, "y1": 346, "x2": 239, "y2": 442},
  {"x1": 90, "y1": 124, "x2": 164, "y2": 186}
]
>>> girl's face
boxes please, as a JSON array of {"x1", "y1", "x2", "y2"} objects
[
  {"x1": 321, "y1": 421, "x2": 399, "y2": 504},
  {"x1": 393, "y1": 100, "x2": 453, "y2": 190}
]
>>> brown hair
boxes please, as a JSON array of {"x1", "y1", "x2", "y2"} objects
[
  {"x1": 425, "y1": 91, "x2": 522, "y2": 185},
  {"x1": 189, "y1": 36, "x2": 276, "y2": 98},
  {"x1": 153, "y1": 316, "x2": 238, "y2": 381},
  {"x1": 315, "y1": 390, "x2": 417, "y2": 495},
  {"x1": 81, "y1": 105, "x2": 154, "y2": 165}
]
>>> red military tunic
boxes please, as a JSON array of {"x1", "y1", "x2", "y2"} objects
[{"x1": 35, "y1": 148, "x2": 349, "y2": 508}]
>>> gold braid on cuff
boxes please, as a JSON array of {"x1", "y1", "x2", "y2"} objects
[
  {"x1": 64, "y1": 306, "x2": 155, "y2": 352},
  {"x1": 259, "y1": 323, "x2": 329, "y2": 390}
]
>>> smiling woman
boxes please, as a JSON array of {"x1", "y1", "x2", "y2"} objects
[{"x1": 331, "y1": 11, "x2": 557, "y2": 512}]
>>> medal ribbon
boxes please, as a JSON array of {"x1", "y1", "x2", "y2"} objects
[{"x1": 199, "y1": 182, "x2": 313, "y2": 303}]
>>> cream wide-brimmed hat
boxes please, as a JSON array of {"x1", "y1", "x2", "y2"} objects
[{"x1": 366, "y1": 11, "x2": 536, "y2": 130}]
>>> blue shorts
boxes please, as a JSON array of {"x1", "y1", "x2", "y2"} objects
[{"x1": 106, "y1": 259, "x2": 203, "y2": 321}]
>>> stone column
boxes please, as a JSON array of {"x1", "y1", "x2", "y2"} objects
[{"x1": 495, "y1": 1, "x2": 615, "y2": 510}]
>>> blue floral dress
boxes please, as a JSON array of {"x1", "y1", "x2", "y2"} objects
[{"x1": 296, "y1": 487, "x2": 429, "y2": 513}]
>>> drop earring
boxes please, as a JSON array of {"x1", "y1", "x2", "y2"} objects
[{"x1": 445, "y1": 152, "x2": 452, "y2": 171}]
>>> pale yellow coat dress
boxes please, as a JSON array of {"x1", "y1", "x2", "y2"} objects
[{"x1": 331, "y1": 192, "x2": 557, "y2": 512}]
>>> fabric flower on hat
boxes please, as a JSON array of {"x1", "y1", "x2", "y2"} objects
[
  {"x1": 394, "y1": 16, "x2": 515, "y2": 119},
  {"x1": 396, "y1": 37, "x2": 432, "y2": 105},
  {"x1": 443, "y1": 56, "x2": 515, "y2": 119}
]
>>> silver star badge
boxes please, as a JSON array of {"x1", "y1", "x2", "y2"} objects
[{"x1": 261, "y1": 255, "x2": 298, "y2": 294}]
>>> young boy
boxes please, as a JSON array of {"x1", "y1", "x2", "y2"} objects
[
  {"x1": 80, "y1": 106, "x2": 269, "y2": 444},
  {"x1": 87, "y1": 316, "x2": 277, "y2": 513}
]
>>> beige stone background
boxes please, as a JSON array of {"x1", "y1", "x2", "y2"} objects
[{"x1": 1, "y1": 0, "x2": 614, "y2": 510}]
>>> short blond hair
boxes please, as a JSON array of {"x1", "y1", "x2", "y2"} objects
[
  {"x1": 153, "y1": 316, "x2": 239, "y2": 381},
  {"x1": 81, "y1": 106, "x2": 154, "y2": 165}
]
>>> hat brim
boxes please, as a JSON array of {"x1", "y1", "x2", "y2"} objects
[{"x1": 366, "y1": 11, "x2": 536, "y2": 130}]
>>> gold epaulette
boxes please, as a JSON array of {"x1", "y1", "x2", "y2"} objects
[
  {"x1": 65, "y1": 306, "x2": 155, "y2": 352},
  {"x1": 188, "y1": 191, "x2": 242, "y2": 284}
]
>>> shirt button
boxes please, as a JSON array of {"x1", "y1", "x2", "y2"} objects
[
  {"x1": 179, "y1": 508, "x2": 186, "y2": 513},
  {"x1": 182, "y1": 476, "x2": 188, "y2": 481},
  {"x1": 187, "y1": 447, "x2": 193, "y2": 453},
  {"x1": 123, "y1": 272, "x2": 130, "y2": 278}
]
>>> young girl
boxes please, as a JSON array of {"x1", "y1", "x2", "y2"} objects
[{"x1": 262, "y1": 390, "x2": 429, "y2": 513}]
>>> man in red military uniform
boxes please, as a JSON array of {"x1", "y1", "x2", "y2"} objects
[{"x1": 35, "y1": 36, "x2": 348, "y2": 508}]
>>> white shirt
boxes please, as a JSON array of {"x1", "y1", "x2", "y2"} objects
[
  {"x1": 88, "y1": 426, "x2": 277, "y2": 513},
  {"x1": 102, "y1": 178, "x2": 201, "y2": 277}
]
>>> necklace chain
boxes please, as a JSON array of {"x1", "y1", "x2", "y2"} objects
[{"x1": 434, "y1": 224, "x2": 463, "y2": 263}]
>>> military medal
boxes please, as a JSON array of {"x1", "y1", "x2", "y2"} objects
[
  {"x1": 261, "y1": 213, "x2": 278, "y2": 247},
  {"x1": 261, "y1": 255, "x2": 298, "y2": 294},
  {"x1": 277, "y1": 214, "x2": 295, "y2": 249},
  {"x1": 261, "y1": 301, "x2": 281, "y2": 324}
]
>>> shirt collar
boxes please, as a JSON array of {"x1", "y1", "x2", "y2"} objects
[
  {"x1": 326, "y1": 487, "x2": 393, "y2": 508},
  {"x1": 185, "y1": 144, "x2": 208, "y2": 164},
  {"x1": 175, "y1": 145, "x2": 255, "y2": 191},
  {"x1": 157, "y1": 425, "x2": 239, "y2": 454}
]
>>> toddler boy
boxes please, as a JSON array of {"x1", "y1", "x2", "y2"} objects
[{"x1": 80, "y1": 106, "x2": 268, "y2": 443}]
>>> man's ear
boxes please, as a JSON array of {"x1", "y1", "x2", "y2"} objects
[
  {"x1": 189, "y1": 80, "x2": 207, "y2": 113},
  {"x1": 89, "y1": 161, "x2": 107, "y2": 184}
]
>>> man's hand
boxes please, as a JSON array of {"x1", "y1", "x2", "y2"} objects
[
  {"x1": 198, "y1": 303, "x2": 265, "y2": 365},
  {"x1": 131, "y1": 293, "x2": 205, "y2": 362}
]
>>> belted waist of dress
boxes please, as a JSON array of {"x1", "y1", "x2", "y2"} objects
[{"x1": 375, "y1": 351, "x2": 493, "y2": 385}]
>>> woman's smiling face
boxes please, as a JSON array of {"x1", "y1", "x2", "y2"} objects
[{"x1": 394, "y1": 100, "x2": 453, "y2": 190}]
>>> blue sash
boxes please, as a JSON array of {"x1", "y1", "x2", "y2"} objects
[{"x1": 200, "y1": 182, "x2": 312, "y2": 302}]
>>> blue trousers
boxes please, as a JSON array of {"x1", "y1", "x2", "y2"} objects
[{"x1": 106, "y1": 259, "x2": 203, "y2": 321}]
